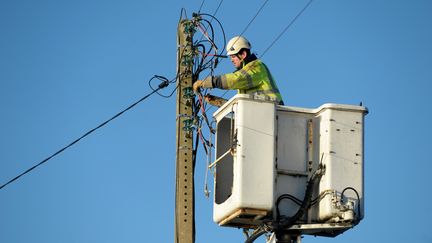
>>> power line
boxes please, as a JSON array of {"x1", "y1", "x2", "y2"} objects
[
  {"x1": 0, "y1": 78, "x2": 170, "y2": 191},
  {"x1": 198, "y1": 0, "x2": 206, "y2": 13},
  {"x1": 212, "y1": 0, "x2": 223, "y2": 17},
  {"x1": 224, "y1": 0, "x2": 270, "y2": 53},
  {"x1": 261, "y1": 0, "x2": 314, "y2": 58},
  {"x1": 238, "y1": 0, "x2": 270, "y2": 38}
]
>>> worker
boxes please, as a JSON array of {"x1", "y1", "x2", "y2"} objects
[{"x1": 193, "y1": 36, "x2": 284, "y2": 105}]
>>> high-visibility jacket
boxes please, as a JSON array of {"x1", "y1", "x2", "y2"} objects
[{"x1": 204, "y1": 57, "x2": 284, "y2": 105}]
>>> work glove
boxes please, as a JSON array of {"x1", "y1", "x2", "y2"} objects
[
  {"x1": 193, "y1": 78, "x2": 213, "y2": 92},
  {"x1": 204, "y1": 94, "x2": 227, "y2": 107},
  {"x1": 193, "y1": 80, "x2": 203, "y2": 92}
]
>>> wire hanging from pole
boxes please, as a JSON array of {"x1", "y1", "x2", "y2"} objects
[{"x1": 0, "y1": 77, "x2": 171, "y2": 191}]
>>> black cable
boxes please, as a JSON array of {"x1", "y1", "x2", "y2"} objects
[
  {"x1": 196, "y1": 18, "x2": 217, "y2": 55},
  {"x1": 0, "y1": 80, "x2": 169, "y2": 191},
  {"x1": 196, "y1": 0, "x2": 224, "y2": 43},
  {"x1": 310, "y1": 193, "x2": 323, "y2": 206},
  {"x1": 341, "y1": 187, "x2": 361, "y2": 222},
  {"x1": 196, "y1": 13, "x2": 226, "y2": 55},
  {"x1": 148, "y1": 75, "x2": 178, "y2": 98},
  {"x1": 261, "y1": 0, "x2": 314, "y2": 58},
  {"x1": 277, "y1": 194, "x2": 303, "y2": 209},
  {"x1": 246, "y1": 165, "x2": 325, "y2": 243},
  {"x1": 278, "y1": 166, "x2": 324, "y2": 228},
  {"x1": 190, "y1": 13, "x2": 227, "y2": 120},
  {"x1": 193, "y1": 43, "x2": 211, "y2": 77},
  {"x1": 179, "y1": 8, "x2": 188, "y2": 22},
  {"x1": 194, "y1": 14, "x2": 226, "y2": 70}
]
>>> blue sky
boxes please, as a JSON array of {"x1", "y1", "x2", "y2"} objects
[{"x1": 1, "y1": 1, "x2": 432, "y2": 242}]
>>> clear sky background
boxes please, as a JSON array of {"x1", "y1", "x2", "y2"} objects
[{"x1": 1, "y1": 1, "x2": 431, "y2": 243}]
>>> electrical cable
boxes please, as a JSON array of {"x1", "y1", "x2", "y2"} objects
[
  {"x1": 197, "y1": 93, "x2": 214, "y2": 133},
  {"x1": 238, "y1": 0, "x2": 270, "y2": 38},
  {"x1": 191, "y1": 12, "x2": 226, "y2": 134},
  {"x1": 226, "y1": 0, "x2": 270, "y2": 54},
  {"x1": 196, "y1": 22, "x2": 218, "y2": 54},
  {"x1": 203, "y1": 119, "x2": 215, "y2": 198},
  {"x1": 179, "y1": 8, "x2": 188, "y2": 22},
  {"x1": 196, "y1": 0, "x2": 224, "y2": 43},
  {"x1": 277, "y1": 194, "x2": 303, "y2": 207},
  {"x1": 310, "y1": 192, "x2": 324, "y2": 206},
  {"x1": 212, "y1": 0, "x2": 223, "y2": 18},
  {"x1": 148, "y1": 75, "x2": 178, "y2": 98},
  {"x1": 246, "y1": 165, "x2": 325, "y2": 243},
  {"x1": 195, "y1": 13, "x2": 227, "y2": 56},
  {"x1": 341, "y1": 186, "x2": 361, "y2": 223},
  {"x1": 260, "y1": 0, "x2": 314, "y2": 58},
  {"x1": 198, "y1": 0, "x2": 206, "y2": 13},
  {"x1": 275, "y1": 165, "x2": 324, "y2": 233},
  {"x1": 0, "y1": 78, "x2": 170, "y2": 191},
  {"x1": 191, "y1": 13, "x2": 227, "y2": 83}
]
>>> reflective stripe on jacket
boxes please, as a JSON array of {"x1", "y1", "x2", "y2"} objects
[{"x1": 205, "y1": 59, "x2": 284, "y2": 104}]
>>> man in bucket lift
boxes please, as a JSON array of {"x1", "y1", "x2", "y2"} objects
[{"x1": 193, "y1": 36, "x2": 284, "y2": 106}]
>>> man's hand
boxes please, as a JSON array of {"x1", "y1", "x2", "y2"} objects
[
  {"x1": 193, "y1": 80, "x2": 203, "y2": 93},
  {"x1": 193, "y1": 78, "x2": 213, "y2": 92}
]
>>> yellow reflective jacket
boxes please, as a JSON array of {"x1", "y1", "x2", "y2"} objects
[{"x1": 204, "y1": 56, "x2": 284, "y2": 104}]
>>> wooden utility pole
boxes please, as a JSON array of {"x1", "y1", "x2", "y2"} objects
[{"x1": 175, "y1": 18, "x2": 195, "y2": 243}]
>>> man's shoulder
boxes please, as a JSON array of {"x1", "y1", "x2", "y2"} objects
[{"x1": 244, "y1": 58, "x2": 265, "y2": 69}]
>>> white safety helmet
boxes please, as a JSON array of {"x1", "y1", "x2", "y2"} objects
[{"x1": 226, "y1": 36, "x2": 251, "y2": 55}]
